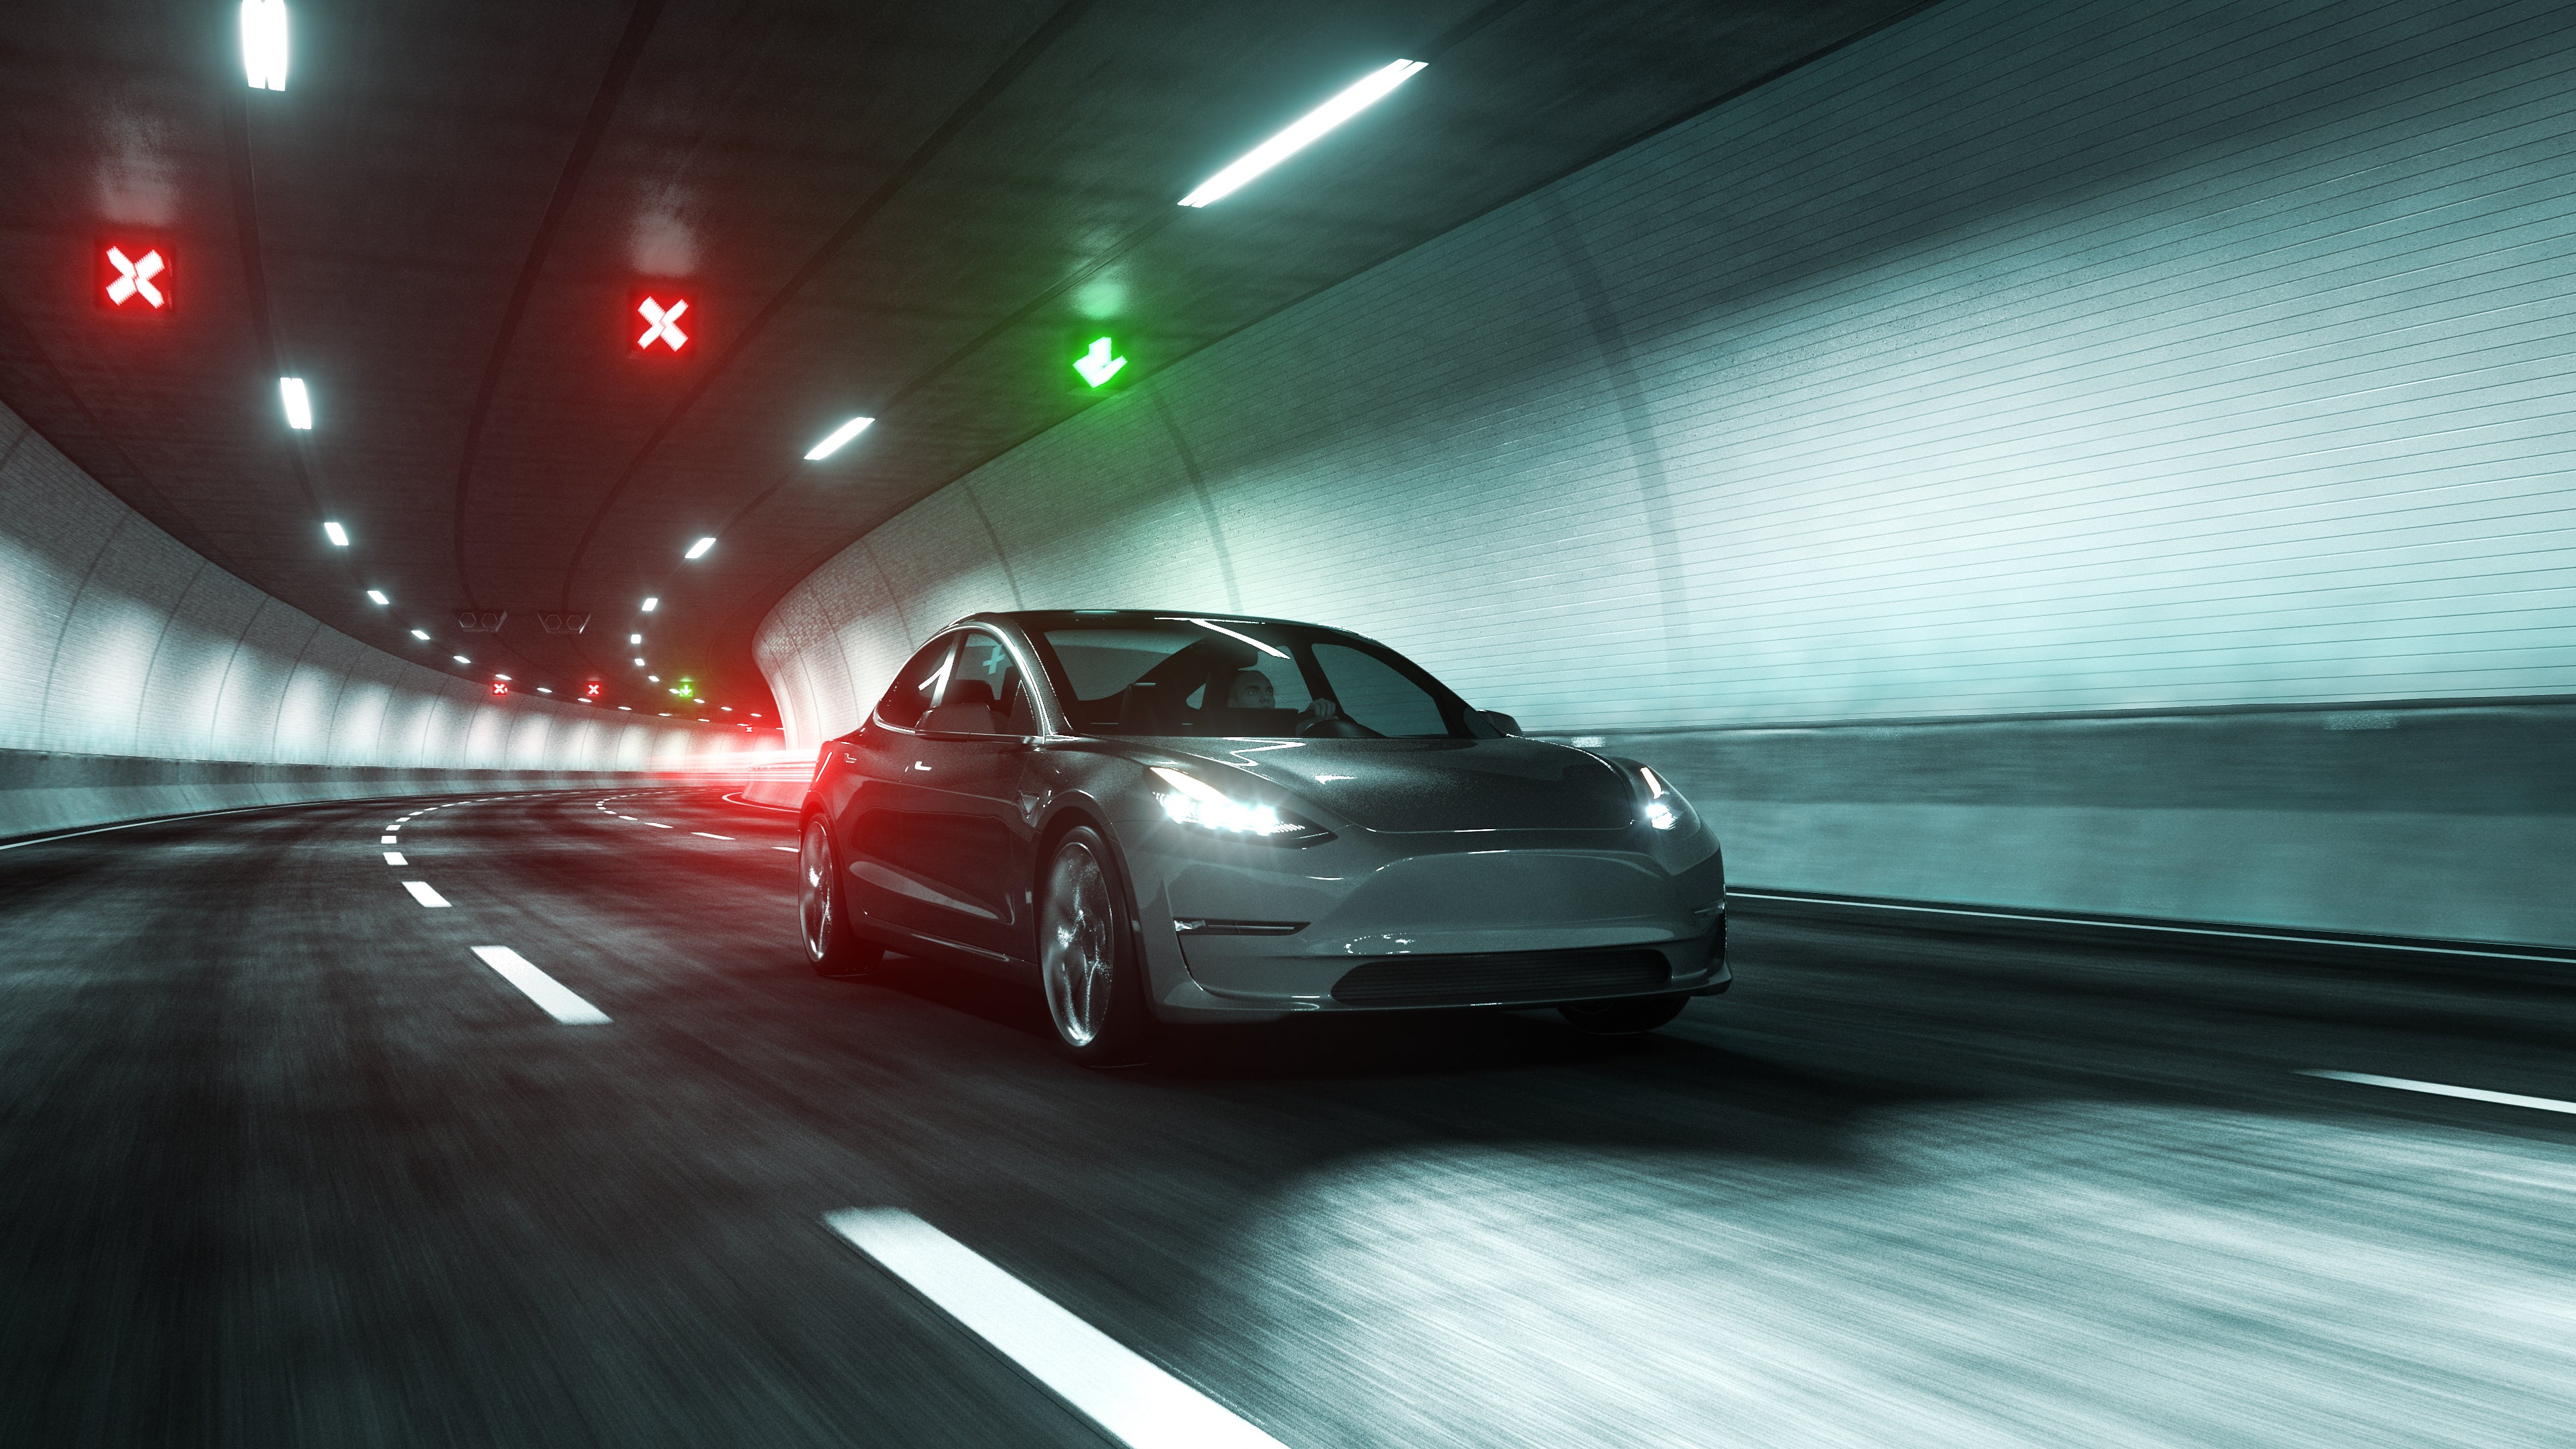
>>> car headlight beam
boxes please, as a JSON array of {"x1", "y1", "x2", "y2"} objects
[{"x1": 1150, "y1": 767, "x2": 1332, "y2": 845}]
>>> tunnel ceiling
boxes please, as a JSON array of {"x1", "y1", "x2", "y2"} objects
[{"x1": 0, "y1": 0, "x2": 1922, "y2": 719}]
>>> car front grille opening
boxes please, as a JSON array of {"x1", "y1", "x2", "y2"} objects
[{"x1": 1330, "y1": 948, "x2": 1671, "y2": 1007}]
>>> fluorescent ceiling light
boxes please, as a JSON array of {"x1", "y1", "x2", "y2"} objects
[
  {"x1": 629, "y1": 633, "x2": 641, "y2": 645},
  {"x1": 241, "y1": 0, "x2": 288, "y2": 91},
  {"x1": 451, "y1": 655, "x2": 470, "y2": 665},
  {"x1": 322, "y1": 520, "x2": 348, "y2": 546},
  {"x1": 366, "y1": 589, "x2": 388, "y2": 605},
  {"x1": 537, "y1": 688, "x2": 552, "y2": 694},
  {"x1": 719, "y1": 706, "x2": 733, "y2": 712},
  {"x1": 618, "y1": 705, "x2": 632, "y2": 711},
  {"x1": 641, "y1": 596, "x2": 658, "y2": 612},
  {"x1": 804, "y1": 416, "x2": 875, "y2": 460},
  {"x1": 684, "y1": 537, "x2": 716, "y2": 559},
  {"x1": 410, "y1": 629, "x2": 430, "y2": 641},
  {"x1": 494, "y1": 674, "x2": 512, "y2": 682},
  {"x1": 279, "y1": 376, "x2": 313, "y2": 429},
  {"x1": 1177, "y1": 60, "x2": 1426, "y2": 207},
  {"x1": 633, "y1": 657, "x2": 646, "y2": 666},
  {"x1": 647, "y1": 674, "x2": 660, "y2": 683}
]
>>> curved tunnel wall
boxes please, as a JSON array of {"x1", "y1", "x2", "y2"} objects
[
  {"x1": 0, "y1": 399, "x2": 753, "y2": 840},
  {"x1": 756, "y1": 0, "x2": 2576, "y2": 949}
]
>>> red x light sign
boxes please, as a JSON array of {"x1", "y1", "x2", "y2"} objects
[
  {"x1": 490, "y1": 680, "x2": 510, "y2": 697},
  {"x1": 99, "y1": 241, "x2": 172, "y2": 311},
  {"x1": 633, "y1": 291, "x2": 691, "y2": 354},
  {"x1": 582, "y1": 681, "x2": 602, "y2": 698}
]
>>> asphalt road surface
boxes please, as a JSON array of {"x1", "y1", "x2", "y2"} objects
[{"x1": 2, "y1": 788, "x2": 2571, "y2": 1448}]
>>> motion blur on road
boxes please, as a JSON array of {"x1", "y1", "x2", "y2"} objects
[{"x1": 7, "y1": 0, "x2": 2576, "y2": 1445}]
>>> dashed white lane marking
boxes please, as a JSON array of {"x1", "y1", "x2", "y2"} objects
[
  {"x1": 469, "y1": 946, "x2": 610, "y2": 1025},
  {"x1": 647, "y1": 822, "x2": 672, "y2": 828},
  {"x1": 692, "y1": 831, "x2": 734, "y2": 840},
  {"x1": 2302, "y1": 1069, "x2": 2576, "y2": 1116},
  {"x1": 824, "y1": 1209, "x2": 1287, "y2": 1449},
  {"x1": 380, "y1": 835, "x2": 398, "y2": 845},
  {"x1": 384, "y1": 852, "x2": 407, "y2": 865},
  {"x1": 402, "y1": 881, "x2": 451, "y2": 908}
]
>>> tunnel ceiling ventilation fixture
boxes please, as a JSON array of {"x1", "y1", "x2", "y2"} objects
[
  {"x1": 1177, "y1": 59, "x2": 1426, "y2": 207},
  {"x1": 453, "y1": 610, "x2": 506, "y2": 633}
]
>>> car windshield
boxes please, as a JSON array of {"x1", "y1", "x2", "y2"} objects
[{"x1": 1031, "y1": 616, "x2": 1499, "y2": 739}]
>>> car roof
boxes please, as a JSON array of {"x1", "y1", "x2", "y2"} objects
[{"x1": 957, "y1": 608, "x2": 1342, "y2": 635}]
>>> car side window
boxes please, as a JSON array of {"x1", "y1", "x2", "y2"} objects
[
  {"x1": 875, "y1": 638, "x2": 957, "y2": 730},
  {"x1": 1312, "y1": 642, "x2": 1449, "y2": 737},
  {"x1": 949, "y1": 631, "x2": 1035, "y2": 735}
]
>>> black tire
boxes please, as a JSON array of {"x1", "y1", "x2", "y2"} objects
[
  {"x1": 800, "y1": 814, "x2": 883, "y2": 979},
  {"x1": 1036, "y1": 826, "x2": 1152, "y2": 1067},
  {"x1": 1560, "y1": 994, "x2": 1688, "y2": 1035}
]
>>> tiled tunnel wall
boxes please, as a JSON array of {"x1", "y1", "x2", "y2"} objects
[
  {"x1": 0, "y1": 400, "x2": 749, "y2": 840},
  {"x1": 754, "y1": 0, "x2": 2576, "y2": 948}
]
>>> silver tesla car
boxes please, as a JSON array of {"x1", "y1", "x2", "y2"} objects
[{"x1": 796, "y1": 610, "x2": 1729, "y2": 1065}]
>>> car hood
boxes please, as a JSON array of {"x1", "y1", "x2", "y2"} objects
[{"x1": 1171, "y1": 737, "x2": 1636, "y2": 833}]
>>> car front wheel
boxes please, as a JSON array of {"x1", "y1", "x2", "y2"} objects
[
  {"x1": 800, "y1": 815, "x2": 883, "y2": 979},
  {"x1": 1038, "y1": 826, "x2": 1151, "y2": 1067}
]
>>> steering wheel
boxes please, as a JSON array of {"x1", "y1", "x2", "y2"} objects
[{"x1": 1291, "y1": 698, "x2": 1341, "y2": 737}]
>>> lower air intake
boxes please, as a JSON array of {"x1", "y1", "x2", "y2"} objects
[{"x1": 1331, "y1": 948, "x2": 1670, "y2": 1007}]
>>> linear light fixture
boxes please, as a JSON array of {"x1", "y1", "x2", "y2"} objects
[
  {"x1": 279, "y1": 376, "x2": 313, "y2": 429},
  {"x1": 804, "y1": 416, "x2": 874, "y2": 460},
  {"x1": 452, "y1": 655, "x2": 470, "y2": 665},
  {"x1": 366, "y1": 589, "x2": 388, "y2": 605},
  {"x1": 641, "y1": 596, "x2": 659, "y2": 612},
  {"x1": 685, "y1": 537, "x2": 716, "y2": 559},
  {"x1": 411, "y1": 629, "x2": 430, "y2": 641},
  {"x1": 1177, "y1": 60, "x2": 1426, "y2": 207},
  {"x1": 241, "y1": 0, "x2": 288, "y2": 91},
  {"x1": 629, "y1": 633, "x2": 641, "y2": 645},
  {"x1": 633, "y1": 657, "x2": 646, "y2": 666},
  {"x1": 322, "y1": 520, "x2": 349, "y2": 546},
  {"x1": 494, "y1": 674, "x2": 512, "y2": 682}
]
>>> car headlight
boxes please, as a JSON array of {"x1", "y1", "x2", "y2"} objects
[
  {"x1": 1150, "y1": 767, "x2": 1334, "y2": 845},
  {"x1": 1634, "y1": 765, "x2": 1697, "y2": 831}
]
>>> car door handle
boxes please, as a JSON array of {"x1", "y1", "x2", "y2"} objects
[{"x1": 911, "y1": 761, "x2": 932, "y2": 772}]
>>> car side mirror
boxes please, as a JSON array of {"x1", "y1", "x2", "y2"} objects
[{"x1": 1476, "y1": 710, "x2": 1522, "y2": 736}]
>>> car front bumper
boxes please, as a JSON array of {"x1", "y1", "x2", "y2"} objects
[{"x1": 1118, "y1": 818, "x2": 1728, "y2": 1022}]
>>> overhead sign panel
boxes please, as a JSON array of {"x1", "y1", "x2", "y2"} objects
[
  {"x1": 634, "y1": 292, "x2": 691, "y2": 354},
  {"x1": 99, "y1": 243, "x2": 170, "y2": 311}
]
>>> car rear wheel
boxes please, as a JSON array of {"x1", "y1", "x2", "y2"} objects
[
  {"x1": 1560, "y1": 994, "x2": 1688, "y2": 1034},
  {"x1": 1038, "y1": 826, "x2": 1151, "y2": 1067},
  {"x1": 800, "y1": 815, "x2": 883, "y2": 979}
]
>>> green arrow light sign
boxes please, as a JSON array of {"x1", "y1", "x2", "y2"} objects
[{"x1": 1072, "y1": 335, "x2": 1127, "y2": 388}]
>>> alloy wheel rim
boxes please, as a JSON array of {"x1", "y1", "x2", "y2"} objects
[
  {"x1": 799, "y1": 820, "x2": 831, "y2": 958},
  {"x1": 1041, "y1": 844, "x2": 1112, "y2": 1047}
]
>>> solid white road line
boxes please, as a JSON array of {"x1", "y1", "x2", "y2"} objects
[
  {"x1": 1730, "y1": 890, "x2": 2576, "y2": 967},
  {"x1": 2301, "y1": 1070, "x2": 2576, "y2": 1116},
  {"x1": 469, "y1": 946, "x2": 610, "y2": 1025},
  {"x1": 380, "y1": 835, "x2": 398, "y2": 844},
  {"x1": 384, "y1": 852, "x2": 407, "y2": 865},
  {"x1": 824, "y1": 1209, "x2": 1287, "y2": 1449},
  {"x1": 403, "y1": 881, "x2": 451, "y2": 908},
  {"x1": 692, "y1": 832, "x2": 733, "y2": 840}
]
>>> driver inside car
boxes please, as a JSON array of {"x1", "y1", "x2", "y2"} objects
[{"x1": 1222, "y1": 669, "x2": 1275, "y2": 708}]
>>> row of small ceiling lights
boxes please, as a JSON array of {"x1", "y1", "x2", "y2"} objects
[
  {"x1": 248, "y1": 1, "x2": 1421, "y2": 702},
  {"x1": 246, "y1": 4, "x2": 751, "y2": 725}
]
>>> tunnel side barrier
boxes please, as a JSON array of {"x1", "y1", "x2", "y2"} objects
[
  {"x1": 749, "y1": 0, "x2": 2576, "y2": 955},
  {"x1": 0, "y1": 398, "x2": 758, "y2": 839}
]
